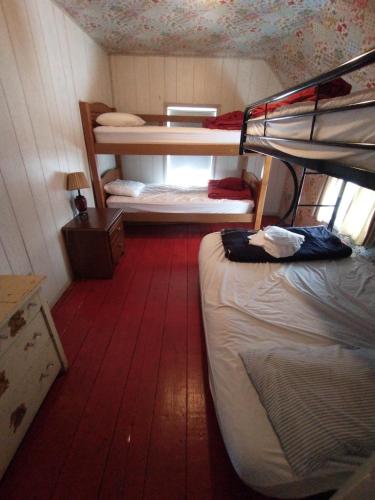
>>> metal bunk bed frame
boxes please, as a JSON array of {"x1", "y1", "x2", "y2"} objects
[{"x1": 240, "y1": 48, "x2": 375, "y2": 214}]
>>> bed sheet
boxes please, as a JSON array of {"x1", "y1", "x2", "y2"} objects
[
  {"x1": 106, "y1": 184, "x2": 254, "y2": 214},
  {"x1": 199, "y1": 231, "x2": 375, "y2": 498},
  {"x1": 94, "y1": 125, "x2": 241, "y2": 144}
]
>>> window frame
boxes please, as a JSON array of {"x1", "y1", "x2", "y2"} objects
[{"x1": 163, "y1": 103, "x2": 221, "y2": 186}]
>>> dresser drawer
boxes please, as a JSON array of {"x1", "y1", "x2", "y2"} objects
[
  {"x1": 0, "y1": 293, "x2": 42, "y2": 357},
  {"x1": 109, "y1": 216, "x2": 124, "y2": 266},
  {"x1": 109, "y1": 218, "x2": 123, "y2": 241},
  {"x1": 0, "y1": 311, "x2": 53, "y2": 412},
  {"x1": 0, "y1": 339, "x2": 60, "y2": 479},
  {"x1": 110, "y1": 231, "x2": 124, "y2": 265}
]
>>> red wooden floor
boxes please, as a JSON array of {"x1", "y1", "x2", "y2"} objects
[{"x1": 0, "y1": 223, "x2": 332, "y2": 500}]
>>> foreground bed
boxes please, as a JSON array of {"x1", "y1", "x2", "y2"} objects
[{"x1": 199, "y1": 232, "x2": 375, "y2": 498}]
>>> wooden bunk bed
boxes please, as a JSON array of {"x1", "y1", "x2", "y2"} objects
[
  {"x1": 239, "y1": 48, "x2": 375, "y2": 199},
  {"x1": 79, "y1": 101, "x2": 271, "y2": 228}
]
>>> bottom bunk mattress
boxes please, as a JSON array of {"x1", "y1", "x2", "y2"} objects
[
  {"x1": 198, "y1": 232, "x2": 375, "y2": 498},
  {"x1": 106, "y1": 184, "x2": 254, "y2": 214}
]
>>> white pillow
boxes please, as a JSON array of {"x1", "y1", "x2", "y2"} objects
[
  {"x1": 96, "y1": 112, "x2": 145, "y2": 127},
  {"x1": 104, "y1": 179, "x2": 145, "y2": 197}
]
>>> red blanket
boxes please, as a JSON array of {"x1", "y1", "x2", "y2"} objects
[
  {"x1": 203, "y1": 111, "x2": 244, "y2": 130},
  {"x1": 208, "y1": 179, "x2": 253, "y2": 200},
  {"x1": 251, "y1": 77, "x2": 351, "y2": 118},
  {"x1": 217, "y1": 177, "x2": 245, "y2": 190}
]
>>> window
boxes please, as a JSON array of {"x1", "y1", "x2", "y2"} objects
[
  {"x1": 165, "y1": 105, "x2": 218, "y2": 186},
  {"x1": 317, "y1": 178, "x2": 375, "y2": 245}
]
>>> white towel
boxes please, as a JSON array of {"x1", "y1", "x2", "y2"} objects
[{"x1": 249, "y1": 226, "x2": 305, "y2": 258}]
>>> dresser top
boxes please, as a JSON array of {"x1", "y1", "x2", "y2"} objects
[
  {"x1": 62, "y1": 208, "x2": 123, "y2": 232},
  {"x1": 0, "y1": 275, "x2": 44, "y2": 325}
]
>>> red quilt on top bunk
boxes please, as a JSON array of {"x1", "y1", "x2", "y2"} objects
[
  {"x1": 201, "y1": 79, "x2": 351, "y2": 129},
  {"x1": 251, "y1": 77, "x2": 352, "y2": 117},
  {"x1": 202, "y1": 111, "x2": 244, "y2": 130}
]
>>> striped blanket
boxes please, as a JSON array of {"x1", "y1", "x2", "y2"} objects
[{"x1": 240, "y1": 344, "x2": 375, "y2": 476}]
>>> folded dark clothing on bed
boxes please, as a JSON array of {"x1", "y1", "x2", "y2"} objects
[
  {"x1": 208, "y1": 179, "x2": 253, "y2": 200},
  {"x1": 221, "y1": 226, "x2": 352, "y2": 262}
]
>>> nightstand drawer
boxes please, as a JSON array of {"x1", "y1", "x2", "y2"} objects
[
  {"x1": 109, "y1": 219, "x2": 124, "y2": 265},
  {"x1": 109, "y1": 219, "x2": 123, "y2": 241},
  {"x1": 110, "y1": 231, "x2": 124, "y2": 265}
]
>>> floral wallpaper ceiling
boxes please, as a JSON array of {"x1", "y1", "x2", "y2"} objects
[
  {"x1": 56, "y1": 0, "x2": 374, "y2": 87},
  {"x1": 268, "y1": 0, "x2": 375, "y2": 88}
]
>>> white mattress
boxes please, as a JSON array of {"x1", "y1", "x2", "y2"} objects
[
  {"x1": 106, "y1": 184, "x2": 254, "y2": 214},
  {"x1": 199, "y1": 232, "x2": 375, "y2": 498},
  {"x1": 246, "y1": 88, "x2": 375, "y2": 171},
  {"x1": 94, "y1": 125, "x2": 241, "y2": 144}
]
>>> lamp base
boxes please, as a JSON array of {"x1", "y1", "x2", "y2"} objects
[{"x1": 74, "y1": 194, "x2": 87, "y2": 214}]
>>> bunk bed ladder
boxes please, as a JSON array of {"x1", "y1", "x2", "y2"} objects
[{"x1": 291, "y1": 168, "x2": 347, "y2": 231}]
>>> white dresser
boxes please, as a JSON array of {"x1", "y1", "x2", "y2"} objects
[{"x1": 0, "y1": 275, "x2": 67, "y2": 479}]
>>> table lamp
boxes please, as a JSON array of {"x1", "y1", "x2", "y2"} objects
[{"x1": 67, "y1": 171, "x2": 90, "y2": 215}]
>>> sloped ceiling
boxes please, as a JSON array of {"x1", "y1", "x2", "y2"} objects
[{"x1": 55, "y1": 0, "x2": 375, "y2": 88}]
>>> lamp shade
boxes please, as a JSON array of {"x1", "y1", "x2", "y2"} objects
[{"x1": 67, "y1": 171, "x2": 90, "y2": 191}]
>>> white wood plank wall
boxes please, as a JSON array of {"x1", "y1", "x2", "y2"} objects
[
  {"x1": 0, "y1": 0, "x2": 112, "y2": 304},
  {"x1": 111, "y1": 55, "x2": 281, "y2": 114},
  {"x1": 110, "y1": 55, "x2": 286, "y2": 214}
]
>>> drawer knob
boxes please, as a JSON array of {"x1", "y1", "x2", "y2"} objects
[
  {"x1": 27, "y1": 302, "x2": 37, "y2": 310},
  {"x1": 39, "y1": 363, "x2": 55, "y2": 381},
  {"x1": 0, "y1": 333, "x2": 9, "y2": 340},
  {"x1": 24, "y1": 341, "x2": 35, "y2": 351},
  {"x1": 33, "y1": 332, "x2": 42, "y2": 340}
]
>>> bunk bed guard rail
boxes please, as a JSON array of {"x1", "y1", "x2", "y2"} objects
[{"x1": 240, "y1": 48, "x2": 375, "y2": 190}]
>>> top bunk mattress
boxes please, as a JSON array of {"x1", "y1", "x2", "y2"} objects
[
  {"x1": 199, "y1": 231, "x2": 375, "y2": 498},
  {"x1": 246, "y1": 88, "x2": 375, "y2": 171},
  {"x1": 106, "y1": 184, "x2": 254, "y2": 214},
  {"x1": 94, "y1": 125, "x2": 241, "y2": 145}
]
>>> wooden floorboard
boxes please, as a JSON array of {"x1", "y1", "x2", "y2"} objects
[
  {"x1": 186, "y1": 224, "x2": 213, "y2": 499},
  {"x1": 51, "y1": 230, "x2": 159, "y2": 500},
  {"x1": 99, "y1": 226, "x2": 175, "y2": 499},
  {"x1": 143, "y1": 226, "x2": 189, "y2": 500},
  {"x1": 0, "y1": 220, "x2": 334, "y2": 500}
]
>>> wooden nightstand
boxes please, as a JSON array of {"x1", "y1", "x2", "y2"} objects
[{"x1": 62, "y1": 208, "x2": 124, "y2": 279}]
